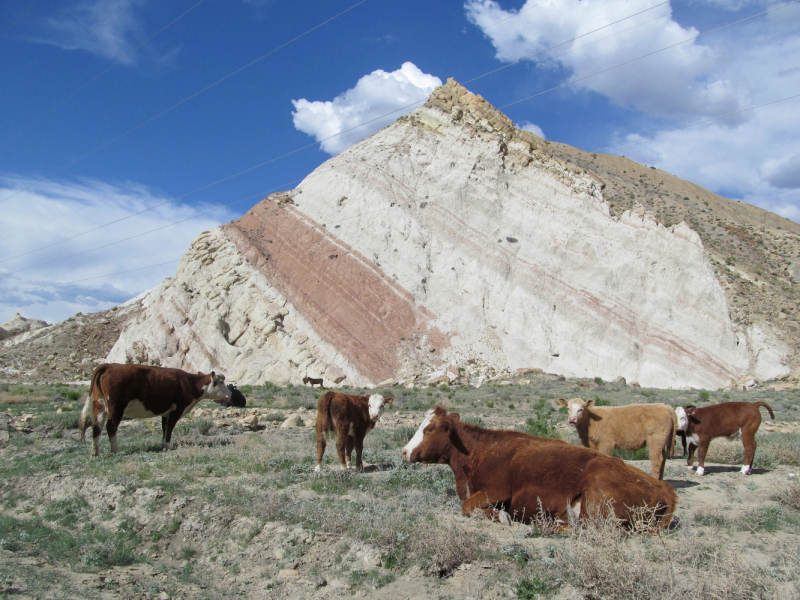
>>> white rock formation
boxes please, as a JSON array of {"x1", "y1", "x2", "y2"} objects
[{"x1": 109, "y1": 79, "x2": 779, "y2": 388}]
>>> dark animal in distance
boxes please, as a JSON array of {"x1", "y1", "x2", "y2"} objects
[
  {"x1": 559, "y1": 398, "x2": 677, "y2": 480},
  {"x1": 314, "y1": 391, "x2": 393, "y2": 472},
  {"x1": 677, "y1": 401, "x2": 774, "y2": 475},
  {"x1": 402, "y1": 407, "x2": 677, "y2": 531},
  {"x1": 303, "y1": 376, "x2": 324, "y2": 387},
  {"x1": 79, "y1": 363, "x2": 231, "y2": 457},
  {"x1": 224, "y1": 384, "x2": 247, "y2": 407}
]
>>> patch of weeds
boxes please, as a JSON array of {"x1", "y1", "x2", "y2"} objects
[
  {"x1": 463, "y1": 416, "x2": 485, "y2": 426},
  {"x1": 739, "y1": 506, "x2": 790, "y2": 533},
  {"x1": 43, "y1": 496, "x2": 90, "y2": 528},
  {"x1": 311, "y1": 470, "x2": 365, "y2": 495},
  {"x1": 179, "y1": 547, "x2": 196, "y2": 561},
  {"x1": 501, "y1": 542, "x2": 532, "y2": 568},
  {"x1": 486, "y1": 401, "x2": 495, "y2": 408},
  {"x1": 698, "y1": 390, "x2": 711, "y2": 401},
  {"x1": 773, "y1": 481, "x2": 800, "y2": 511},
  {"x1": 694, "y1": 509, "x2": 729, "y2": 528},
  {"x1": 263, "y1": 412, "x2": 285, "y2": 422},
  {"x1": 32, "y1": 410, "x2": 81, "y2": 430},
  {"x1": 164, "y1": 517, "x2": 182, "y2": 535},
  {"x1": 349, "y1": 568, "x2": 394, "y2": 588},
  {"x1": 516, "y1": 575, "x2": 557, "y2": 599},
  {"x1": 521, "y1": 400, "x2": 559, "y2": 438},
  {"x1": 611, "y1": 447, "x2": 650, "y2": 460},
  {"x1": 195, "y1": 419, "x2": 212, "y2": 435}
]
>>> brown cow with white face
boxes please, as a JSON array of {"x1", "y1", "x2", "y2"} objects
[
  {"x1": 676, "y1": 402, "x2": 774, "y2": 476},
  {"x1": 79, "y1": 363, "x2": 231, "y2": 457},
  {"x1": 401, "y1": 407, "x2": 677, "y2": 530},
  {"x1": 314, "y1": 391, "x2": 393, "y2": 472}
]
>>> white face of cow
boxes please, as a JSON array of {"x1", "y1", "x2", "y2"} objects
[
  {"x1": 202, "y1": 372, "x2": 231, "y2": 403},
  {"x1": 562, "y1": 398, "x2": 587, "y2": 426},
  {"x1": 675, "y1": 407, "x2": 689, "y2": 432},
  {"x1": 367, "y1": 394, "x2": 393, "y2": 421},
  {"x1": 401, "y1": 409, "x2": 435, "y2": 462}
]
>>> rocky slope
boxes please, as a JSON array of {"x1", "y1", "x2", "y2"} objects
[{"x1": 102, "y1": 79, "x2": 797, "y2": 389}]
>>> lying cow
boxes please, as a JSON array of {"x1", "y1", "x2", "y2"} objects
[
  {"x1": 401, "y1": 407, "x2": 677, "y2": 530},
  {"x1": 223, "y1": 384, "x2": 247, "y2": 408},
  {"x1": 79, "y1": 363, "x2": 231, "y2": 457},
  {"x1": 559, "y1": 398, "x2": 677, "y2": 480},
  {"x1": 314, "y1": 391, "x2": 393, "y2": 472},
  {"x1": 676, "y1": 401, "x2": 774, "y2": 476}
]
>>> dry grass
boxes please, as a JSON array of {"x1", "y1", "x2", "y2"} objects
[
  {"x1": 773, "y1": 480, "x2": 800, "y2": 511},
  {"x1": 0, "y1": 393, "x2": 48, "y2": 404}
]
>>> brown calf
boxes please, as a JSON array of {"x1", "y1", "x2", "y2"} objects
[
  {"x1": 303, "y1": 376, "x2": 324, "y2": 387},
  {"x1": 401, "y1": 407, "x2": 677, "y2": 530},
  {"x1": 559, "y1": 398, "x2": 677, "y2": 480},
  {"x1": 314, "y1": 391, "x2": 393, "y2": 472},
  {"x1": 676, "y1": 402, "x2": 774, "y2": 475},
  {"x1": 79, "y1": 363, "x2": 231, "y2": 457}
]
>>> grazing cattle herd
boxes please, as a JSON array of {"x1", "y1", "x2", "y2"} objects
[{"x1": 79, "y1": 362, "x2": 778, "y2": 531}]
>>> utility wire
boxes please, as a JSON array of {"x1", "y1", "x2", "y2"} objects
[
  {"x1": 60, "y1": 259, "x2": 182, "y2": 285},
  {"x1": 0, "y1": 0, "x2": 371, "y2": 205},
  {"x1": 498, "y1": 0, "x2": 800, "y2": 110},
  {"x1": 594, "y1": 93, "x2": 800, "y2": 153},
  {"x1": 0, "y1": 0, "x2": 41, "y2": 41},
  {"x1": 4, "y1": 0, "x2": 794, "y2": 268},
  {"x1": 0, "y1": 0, "x2": 209, "y2": 152}
]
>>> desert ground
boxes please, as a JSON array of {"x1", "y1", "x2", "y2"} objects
[{"x1": 2, "y1": 375, "x2": 799, "y2": 599}]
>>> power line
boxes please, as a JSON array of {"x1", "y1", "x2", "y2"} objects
[
  {"x1": 0, "y1": 0, "x2": 41, "y2": 42},
  {"x1": 0, "y1": 0, "x2": 372, "y2": 206},
  {"x1": 594, "y1": 93, "x2": 800, "y2": 153},
  {"x1": 4, "y1": 0, "x2": 794, "y2": 270},
  {"x1": 498, "y1": 0, "x2": 800, "y2": 110},
  {"x1": 59, "y1": 259, "x2": 182, "y2": 285},
  {"x1": 0, "y1": 0, "x2": 209, "y2": 152}
]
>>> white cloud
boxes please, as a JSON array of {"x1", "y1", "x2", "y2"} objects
[
  {"x1": 0, "y1": 177, "x2": 236, "y2": 324},
  {"x1": 465, "y1": 0, "x2": 745, "y2": 120},
  {"x1": 35, "y1": 0, "x2": 175, "y2": 66},
  {"x1": 292, "y1": 62, "x2": 442, "y2": 155},
  {"x1": 519, "y1": 120, "x2": 545, "y2": 139}
]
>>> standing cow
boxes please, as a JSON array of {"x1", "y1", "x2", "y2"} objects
[
  {"x1": 559, "y1": 398, "x2": 677, "y2": 480},
  {"x1": 314, "y1": 391, "x2": 393, "y2": 472},
  {"x1": 401, "y1": 407, "x2": 677, "y2": 530},
  {"x1": 676, "y1": 401, "x2": 774, "y2": 475},
  {"x1": 79, "y1": 363, "x2": 231, "y2": 457}
]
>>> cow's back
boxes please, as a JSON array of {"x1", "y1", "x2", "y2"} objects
[{"x1": 589, "y1": 404, "x2": 674, "y2": 441}]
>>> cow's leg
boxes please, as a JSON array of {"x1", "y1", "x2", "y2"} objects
[
  {"x1": 648, "y1": 435, "x2": 667, "y2": 480},
  {"x1": 91, "y1": 403, "x2": 107, "y2": 457},
  {"x1": 335, "y1": 426, "x2": 349, "y2": 468},
  {"x1": 162, "y1": 411, "x2": 182, "y2": 448},
  {"x1": 346, "y1": 436, "x2": 356, "y2": 469},
  {"x1": 161, "y1": 416, "x2": 169, "y2": 447},
  {"x1": 680, "y1": 432, "x2": 687, "y2": 457},
  {"x1": 314, "y1": 430, "x2": 326, "y2": 473},
  {"x1": 741, "y1": 427, "x2": 757, "y2": 474},
  {"x1": 686, "y1": 442, "x2": 697, "y2": 469},
  {"x1": 462, "y1": 490, "x2": 512, "y2": 524},
  {"x1": 353, "y1": 435, "x2": 364, "y2": 471},
  {"x1": 695, "y1": 435, "x2": 712, "y2": 476},
  {"x1": 106, "y1": 417, "x2": 121, "y2": 453}
]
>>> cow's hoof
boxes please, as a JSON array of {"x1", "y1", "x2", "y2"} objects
[
  {"x1": 313, "y1": 464, "x2": 322, "y2": 474},
  {"x1": 686, "y1": 465, "x2": 694, "y2": 470},
  {"x1": 740, "y1": 465, "x2": 751, "y2": 475},
  {"x1": 696, "y1": 466, "x2": 705, "y2": 476}
]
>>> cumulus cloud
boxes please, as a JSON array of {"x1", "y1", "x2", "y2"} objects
[
  {"x1": 0, "y1": 177, "x2": 236, "y2": 323},
  {"x1": 518, "y1": 121, "x2": 545, "y2": 139},
  {"x1": 292, "y1": 62, "x2": 442, "y2": 155},
  {"x1": 465, "y1": 0, "x2": 745, "y2": 120},
  {"x1": 34, "y1": 0, "x2": 176, "y2": 66},
  {"x1": 761, "y1": 153, "x2": 800, "y2": 190}
]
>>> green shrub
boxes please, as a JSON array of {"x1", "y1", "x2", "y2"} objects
[{"x1": 698, "y1": 390, "x2": 710, "y2": 401}]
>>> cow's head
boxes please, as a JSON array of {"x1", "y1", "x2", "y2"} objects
[
  {"x1": 367, "y1": 394, "x2": 393, "y2": 422},
  {"x1": 677, "y1": 406, "x2": 700, "y2": 432},
  {"x1": 401, "y1": 407, "x2": 458, "y2": 464},
  {"x1": 558, "y1": 397, "x2": 593, "y2": 426},
  {"x1": 200, "y1": 371, "x2": 231, "y2": 403}
]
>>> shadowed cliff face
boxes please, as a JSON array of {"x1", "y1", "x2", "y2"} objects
[{"x1": 223, "y1": 198, "x2": 448, "y2": 383}]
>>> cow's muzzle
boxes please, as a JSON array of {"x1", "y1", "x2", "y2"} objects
[{"x1": 568, "y1": 417, "x2": 577, "y2": 425}]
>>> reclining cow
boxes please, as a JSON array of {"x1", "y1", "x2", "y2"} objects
[
  {"x1": 559, "y1": 398, "x2": 677, "y2": 480},
  {"x1": 223, "y1": 384, "x2": 247, "y2": 408},
  {"x1": 676, "y1": 401, "x2": 774, "y2": 476},
  {"x1": 79, "y1": 363, "x2": 231, "y2": 457},
  {"x1": 401, "y1": 407, "x2": 677, "y2": 531},
  {"x1": 314, "y1": 391, "x2": 393, "y2": 472}
]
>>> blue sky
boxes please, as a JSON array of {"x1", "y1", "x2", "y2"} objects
[{"x1": 1, "y1": 0, "x2": 798, "y2": 323}]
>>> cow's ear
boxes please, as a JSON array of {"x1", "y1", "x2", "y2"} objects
[
  {"x1": 450, "y1": 412, "x2": 461, "y2": 421},
  {"x1": 689, "y1": 416, "x2": 701, "y2": 425},
  {"x1": 586, "y1": 399, "x2": 595, "y2": 408},
  {"x1": 441, "y1": 419, "x2": 452, "y2": 434},
  {"x1": 558, "y1": 398, "x2": 567, "y2": 407},
  {"x1": 384, "y1": 397, "x2": 394, "y2": 404},
  {"x1": 685, "y1": 407, "x2": 697, "y2": 416}
]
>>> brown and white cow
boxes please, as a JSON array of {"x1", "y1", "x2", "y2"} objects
[
  {"x1": 559, "y1": 398, "x2": 677, "y2": 480},
  {"x1": 676, "y1": 401, "x2": 774, "y2": 476},
  {"x1": 314, "y1": 391, "x2": 393, "y2": 472},
  {"x1": 401, "y1": 407, "x2": 677, "y2": 530},
  {"x1": 79, "y1": 363, "x2": 231, "y2": 457}
]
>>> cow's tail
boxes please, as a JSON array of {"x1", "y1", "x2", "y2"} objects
[
  {"x1": 755, "y1": 402, "x2": 775, "y2": 420},
  {"x1": 668, "y1": 408, "x2": 677, "y2": 458},
  {"x1": 316, "y1": 390, "x2": 335, "y2": 437},
  {"x1": 80, "y1": 365, "x2": 106, "y2": 442}
]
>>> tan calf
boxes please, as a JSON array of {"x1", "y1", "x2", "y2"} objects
[{"x1": 559, "y1": 398, "x2": 677, "y2": 480}]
